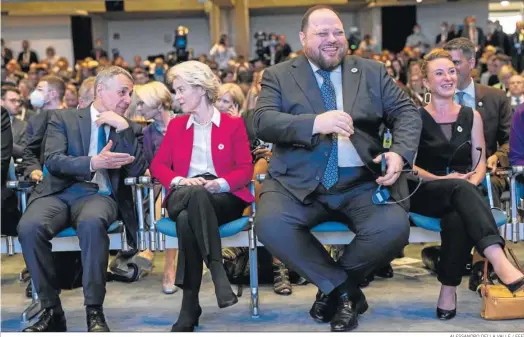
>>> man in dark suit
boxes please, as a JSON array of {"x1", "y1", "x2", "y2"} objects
[
  {"x1": 90, "y1": 39, "x2": 108, "y2": 61},
  {"x1": 1, "y1": 103, "x2": 21, "y2": 236},
  {"x1": 18, "y1": 66, "x2": 147, "y2": 332},
  {"x1": 17, "y1": 40, "x2": 39, "y2": 73},
  {"x1": 445, "y1": 38, "x2": 512, "y2": 208},
  {"x1": 1, "y1": 38, "x2": 13, "y2": 68},
  {"x1": 458, "y1": 16, "x2": 486, "y2": 58},
  {"x1": 253, "y1": 5, "x2": 421, "y2": 332},
  {"x1": 1, "y1": 86, "x2": 26, "y2": 159},
  {"x1": 21, "y1": 75, "x2": 66, "y2": 182}
]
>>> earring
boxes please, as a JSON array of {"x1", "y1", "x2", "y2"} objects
[{"x1": 423, "y1": 91, "x2": 431, "y2": 105}]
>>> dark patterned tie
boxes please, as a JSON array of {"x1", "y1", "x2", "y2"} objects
[
  {"x1": 317, "y1": 69, "x2": 338, "y2": 189},
  {"x1": 456, "y1": 91, "x2": 466, "y2": 106}
]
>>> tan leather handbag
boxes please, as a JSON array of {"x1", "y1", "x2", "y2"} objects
[{"x1": 480, "y1": 248, "x2": 524, "y2": 320}]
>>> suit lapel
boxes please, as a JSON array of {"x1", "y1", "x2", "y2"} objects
[
  {"x1": 474, "y1": 83, "x2": 486, "y2": 115},
  {"x1": 289, "y1": 55, "x2": 325, "y2": 114},
  {"x1": 342, "y1": 56, "x2": 361, "y2": 116},
  {"x1": 77, "y1": 107, "x2": 91, "y2": 156}
]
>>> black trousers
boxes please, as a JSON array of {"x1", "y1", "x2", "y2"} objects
[
  {"x1": 256, "y1": 169, "x2": 410, "y2": 295},
  {"x1": 165, "y1": 186, "x2": 246, "y2": 301},
  {"x1": 490, "y1": 175, "x2": 508, "y2": 208},
  {"x1": 17, "y1": 183, "x2": 118, "y2": 308},
  {"x1": 409, "y1": 178, "x2": 504, "y2": 286}
]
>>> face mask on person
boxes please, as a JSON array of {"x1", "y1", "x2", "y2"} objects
[
  {"x1": 30, "y1": 90, "x2": 45, "y2": 108},
  {"x1": 441, "y1": 26, "x2": 447, "y2": 32},
  {"x1": 469, "y1": 22, "x2": 476, "y2": 29}
]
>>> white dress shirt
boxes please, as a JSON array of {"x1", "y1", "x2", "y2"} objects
[
  {"x1": 89, "y1": 104, "x2": 111, "y2": 193},
  {"x1": 309, "y1": 60, "x2": 365, "y2": 167},
  {"x1": 170, "y1": 107, "x2": 230, "y2": 192},
  {"x1": 510, "y1": 94, "x2": 524, "y2": 107}
]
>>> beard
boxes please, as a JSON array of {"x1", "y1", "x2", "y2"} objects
[{"x1": 305, "y1": 40, "x2": 347, "y2": 71}]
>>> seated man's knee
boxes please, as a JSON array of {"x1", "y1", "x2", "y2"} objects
[
  {"x1": 76, "y1": 217, "x2": 108, "y2": 238},
  {"x1": 380, "y1": 210, "x2": 410, "y2": 251},
  {"x1": 18, "y1": 217, "x2": 50, "y2": 245},
  {"x1": 254, "y1": 211, "x2": 281, "y2": 243}
]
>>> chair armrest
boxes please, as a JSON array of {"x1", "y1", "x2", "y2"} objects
[
  {"x1": 512, "y1": 166, "x2": 524, "y2": 175},
  {"x1": 7, "y1": 180, "x2": 37, "y2": 191}
]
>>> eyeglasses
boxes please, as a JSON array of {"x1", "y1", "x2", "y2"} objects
[{"x1": 7, "y1": 99, "x2": 22, "y2": 104}]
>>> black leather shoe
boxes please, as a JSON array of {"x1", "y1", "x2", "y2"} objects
[
  {"x1": 217, "y1": 293, "x2": 238, "y2": 309},
  {"x1": 352, "y1": 288, "x2": 369, "y2": 315},
  {"x1": 469, "y1": 261, "x2": 496, "y2": 292},
  {"x1": 171, "y1": 306, "x2": 202, "y2": 332},
  {"x1": 436, "y1": 294, "x2": 456, "y2": 320},
  {"x1": 87, "y1": 309, "x2": 110, "y2": 332},
  {"x1": 359, "y1": 273, "x2": 374, "y2": 288},
  {"x1": 22, "y1": 308, "x2": 67, "y2": 332},
  {"x1": 375, "y1": 264, "x2": 394, "y2": 278},
  {"x1": 25, "y1": 280, "x2": 32, "y2": 299},
  {"x1": 330, "y1": 293, "x2": 359, "y2": 332},
  {"x1": 309, "y1": 289, "x2": 336, "y2": 323}
]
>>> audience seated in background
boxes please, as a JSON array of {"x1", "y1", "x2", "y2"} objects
[
  {"x1": 215, "y1": 83, "x2": 245, "y2": 117},
  {"x1": 150, "y1": 61, "x2": 253, "y2": 332}
]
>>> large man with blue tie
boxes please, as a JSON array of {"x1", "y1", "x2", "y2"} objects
[
  {"x1": 254, "y1": 5, "x2": 421, "y2": 332},
  {"x1": 18, "y1": 66, "x2": 148, "y2": 332}
]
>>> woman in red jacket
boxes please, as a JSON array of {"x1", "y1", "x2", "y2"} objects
[{"x1": 150, "y1": 61, "x2": 254, "y2": 332}]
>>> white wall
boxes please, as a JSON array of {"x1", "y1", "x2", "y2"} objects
[
  {"x1": 417, "y1": 0, "x2": 490, "y2": 46},
  {"x1": 249, "y1": 11, "x2": 357, "y2": 55},
  {"x1": 107, "y1": 17, "x2": 211, "y2": 62},
  {"x1": 1, "y1": 15, "x2": 74, "y2": 64}
]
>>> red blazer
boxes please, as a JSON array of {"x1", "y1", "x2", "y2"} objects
[{"x1": 150, "y1": 112, "x2": 254, "y2": 203}]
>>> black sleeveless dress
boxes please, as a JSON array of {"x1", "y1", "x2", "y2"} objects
[{"x1": 415, "y1": 106, "x2": 474, "y2": 175}]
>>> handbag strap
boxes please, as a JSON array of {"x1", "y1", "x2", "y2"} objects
[
  {"x1": 507, "y1": 247, "x2": 524, "y2": 273},
  {"x1": 483, "y1": 258, "x2": 489, "y2": 287}
]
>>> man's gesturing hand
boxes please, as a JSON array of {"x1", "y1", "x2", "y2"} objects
[
  {"x1": 91, "y1": 140, "x2": 135, "y2": 170},
  {"x1": 95, "y1": 111, "x2": 129, "y2": 131},
  {"x1": 313, "y1": 110, "x2": 354, "y2": 137}
]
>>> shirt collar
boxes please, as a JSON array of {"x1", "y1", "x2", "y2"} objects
[
  {"x1": 456, "y1": 78, "x2": 475, "y2": 98},
  {"x1": 186, "y1": 106, "x2": 221, "y2": 130},
  {"x1": 308, "y1": 59, "x2": 342, "y2": 75},
  {"x1": 90, "y1": 104, "x2": 100, "y2": 123}
]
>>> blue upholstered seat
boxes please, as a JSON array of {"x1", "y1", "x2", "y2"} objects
[
  {"x1": 156, "y1": 216, "x2": 250, "y2": 238},
  {"x1": 55, "y1": 221, "x2": 123, "y2": 238},
  {"x1": 308, "y1": 209, "x2": 506, "y2": 234}
]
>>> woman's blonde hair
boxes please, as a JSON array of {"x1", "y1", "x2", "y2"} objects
[
  {"x1": 136, "y1": 81, "x2": 173, "y2": 110},
  {"x1": 166, "y1": 60, "x2": 220, "y2": 104},
  {"x1": 498, "y1": 65, "x2": 517, "y2": 83},
  {"x1": 421, "y1": 48, "x2": 453, "y2": 79},
  {"x1": 217, "y1": 83, "x2": 245, "y2": 108}
]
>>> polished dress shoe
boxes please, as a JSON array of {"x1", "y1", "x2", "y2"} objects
[
  {"x1": 217, "y1": 293, "x2": 238, "y2": 309},
  {"x1": 309, "y1": 290, "x2": 336, "y2": 323},
  {"x1": 359, "y1": 273, "x2": 374, "y2": 288},
  {"x1": 375, "y1": 264, "x2": 394, "y2": 278},
  {"x1": 22, "y1": 308, "x2": 67, "y2": 332},
  {"x1": 436, "y1": 294, "x2": 456, "y2": 320},
  {"x1": 87, "y1": 309, "x2": 110, "y2": 332},
  {"x1": 330, "y1": 293, "x2": 359, "y2": 332},
  {"x1": 310, "y1": 288, "x2": 368, "y2": 323},
  {"x1": 171, "y1": 305, "x2": 202, "y2": 332},
  {"x1": 469, "y1": 260, "x2": 496, "y2": 292}
]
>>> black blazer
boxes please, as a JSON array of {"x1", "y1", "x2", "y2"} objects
[
  {"x1": 254, "y1": 55, "x2": 421, "y2": 209},
  {"x1": 474, "y1": 83, "x2": 512, "y2": 167},
  {"x1": 22, "y1": 109, "x2": 52, "y2": 178},
  {"x1": 29, "y1": 107, "x2": 148, "y2": 245},
  {"x1": 1, "y1": 107, "x2": 13, "y2": 198},
  {"x1": 10, "y1": 116, "x2": 27, "y2": 159}
]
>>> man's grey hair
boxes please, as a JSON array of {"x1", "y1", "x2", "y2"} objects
[
  {"x1": 94, "y1": 65, "x2": 133, "y2": 98},
  {"x1": 444, "y1": 37, "x2": 476, "y2": 60}
]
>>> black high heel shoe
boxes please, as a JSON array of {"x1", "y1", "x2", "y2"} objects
[
  {"x1": 436, "y1": 294, "x2": 457, "y2": 320},
  {"x1": 171, "y1": 305, "x2": 202, "y2": 332},
  {"x1": 501, "y1": 276, "x2": 524, "y2": 294}
]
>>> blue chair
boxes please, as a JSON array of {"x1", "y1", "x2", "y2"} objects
[
  {"x1": 135, "y1": 176, "x2": 260, "y2": 318},
  {"x1": 508, "y1": 166, "x2": 524, "y2": 243}
]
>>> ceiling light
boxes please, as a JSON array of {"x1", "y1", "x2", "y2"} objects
[
  {"x1": 416, "y1": 0, "x2": 422, "y2": 3},
  {"x1": 500, "y1": 1, "x2": 510, "y2": 6}
]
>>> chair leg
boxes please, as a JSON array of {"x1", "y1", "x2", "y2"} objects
[
  {"x1": 21, "y1": 281, "x2": 41, "y2": 324},
  {"x1": 248, "y1": 227, "x2": 259, "y2": 318}
]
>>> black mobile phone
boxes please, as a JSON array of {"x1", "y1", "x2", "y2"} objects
[{"x1": 381, "y1": 153, "x2": 387, "y2": 176}]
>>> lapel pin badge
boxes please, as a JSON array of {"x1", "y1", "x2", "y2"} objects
[
  {"x1": 457, "y1": 126, "x2": 463, "y2": 132},
  {"x1": 478, "y1": 101, "x2": 483, "y2": 107},
  {"x1": 218, "y1": 144, "x2": 224, "y2": 150},
  {"x1": 351, "y1": 68, "x2": 358, "y2": 73}
]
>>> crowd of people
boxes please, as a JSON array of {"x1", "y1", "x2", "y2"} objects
[{"x1": 1, "y1": 4, "x2": 524, "y2": 333}]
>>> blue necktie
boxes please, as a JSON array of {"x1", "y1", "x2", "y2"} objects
[
  {"x1": 516, "y1": 97, "x2": 521, "y2": 106},
  {"x1": 96, "y1": 126, "x2": 111, "y2": 195},
  {"x1": 456, "y1": 91, "x2": 466, "y2": 106},
  {"x1": 317, "y1": 69, "x2": 338, "y2": 189}
]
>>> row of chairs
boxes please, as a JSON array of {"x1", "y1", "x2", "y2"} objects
[{"x1": 2, "y1": 168, "x2": 524, "y2": 323}]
